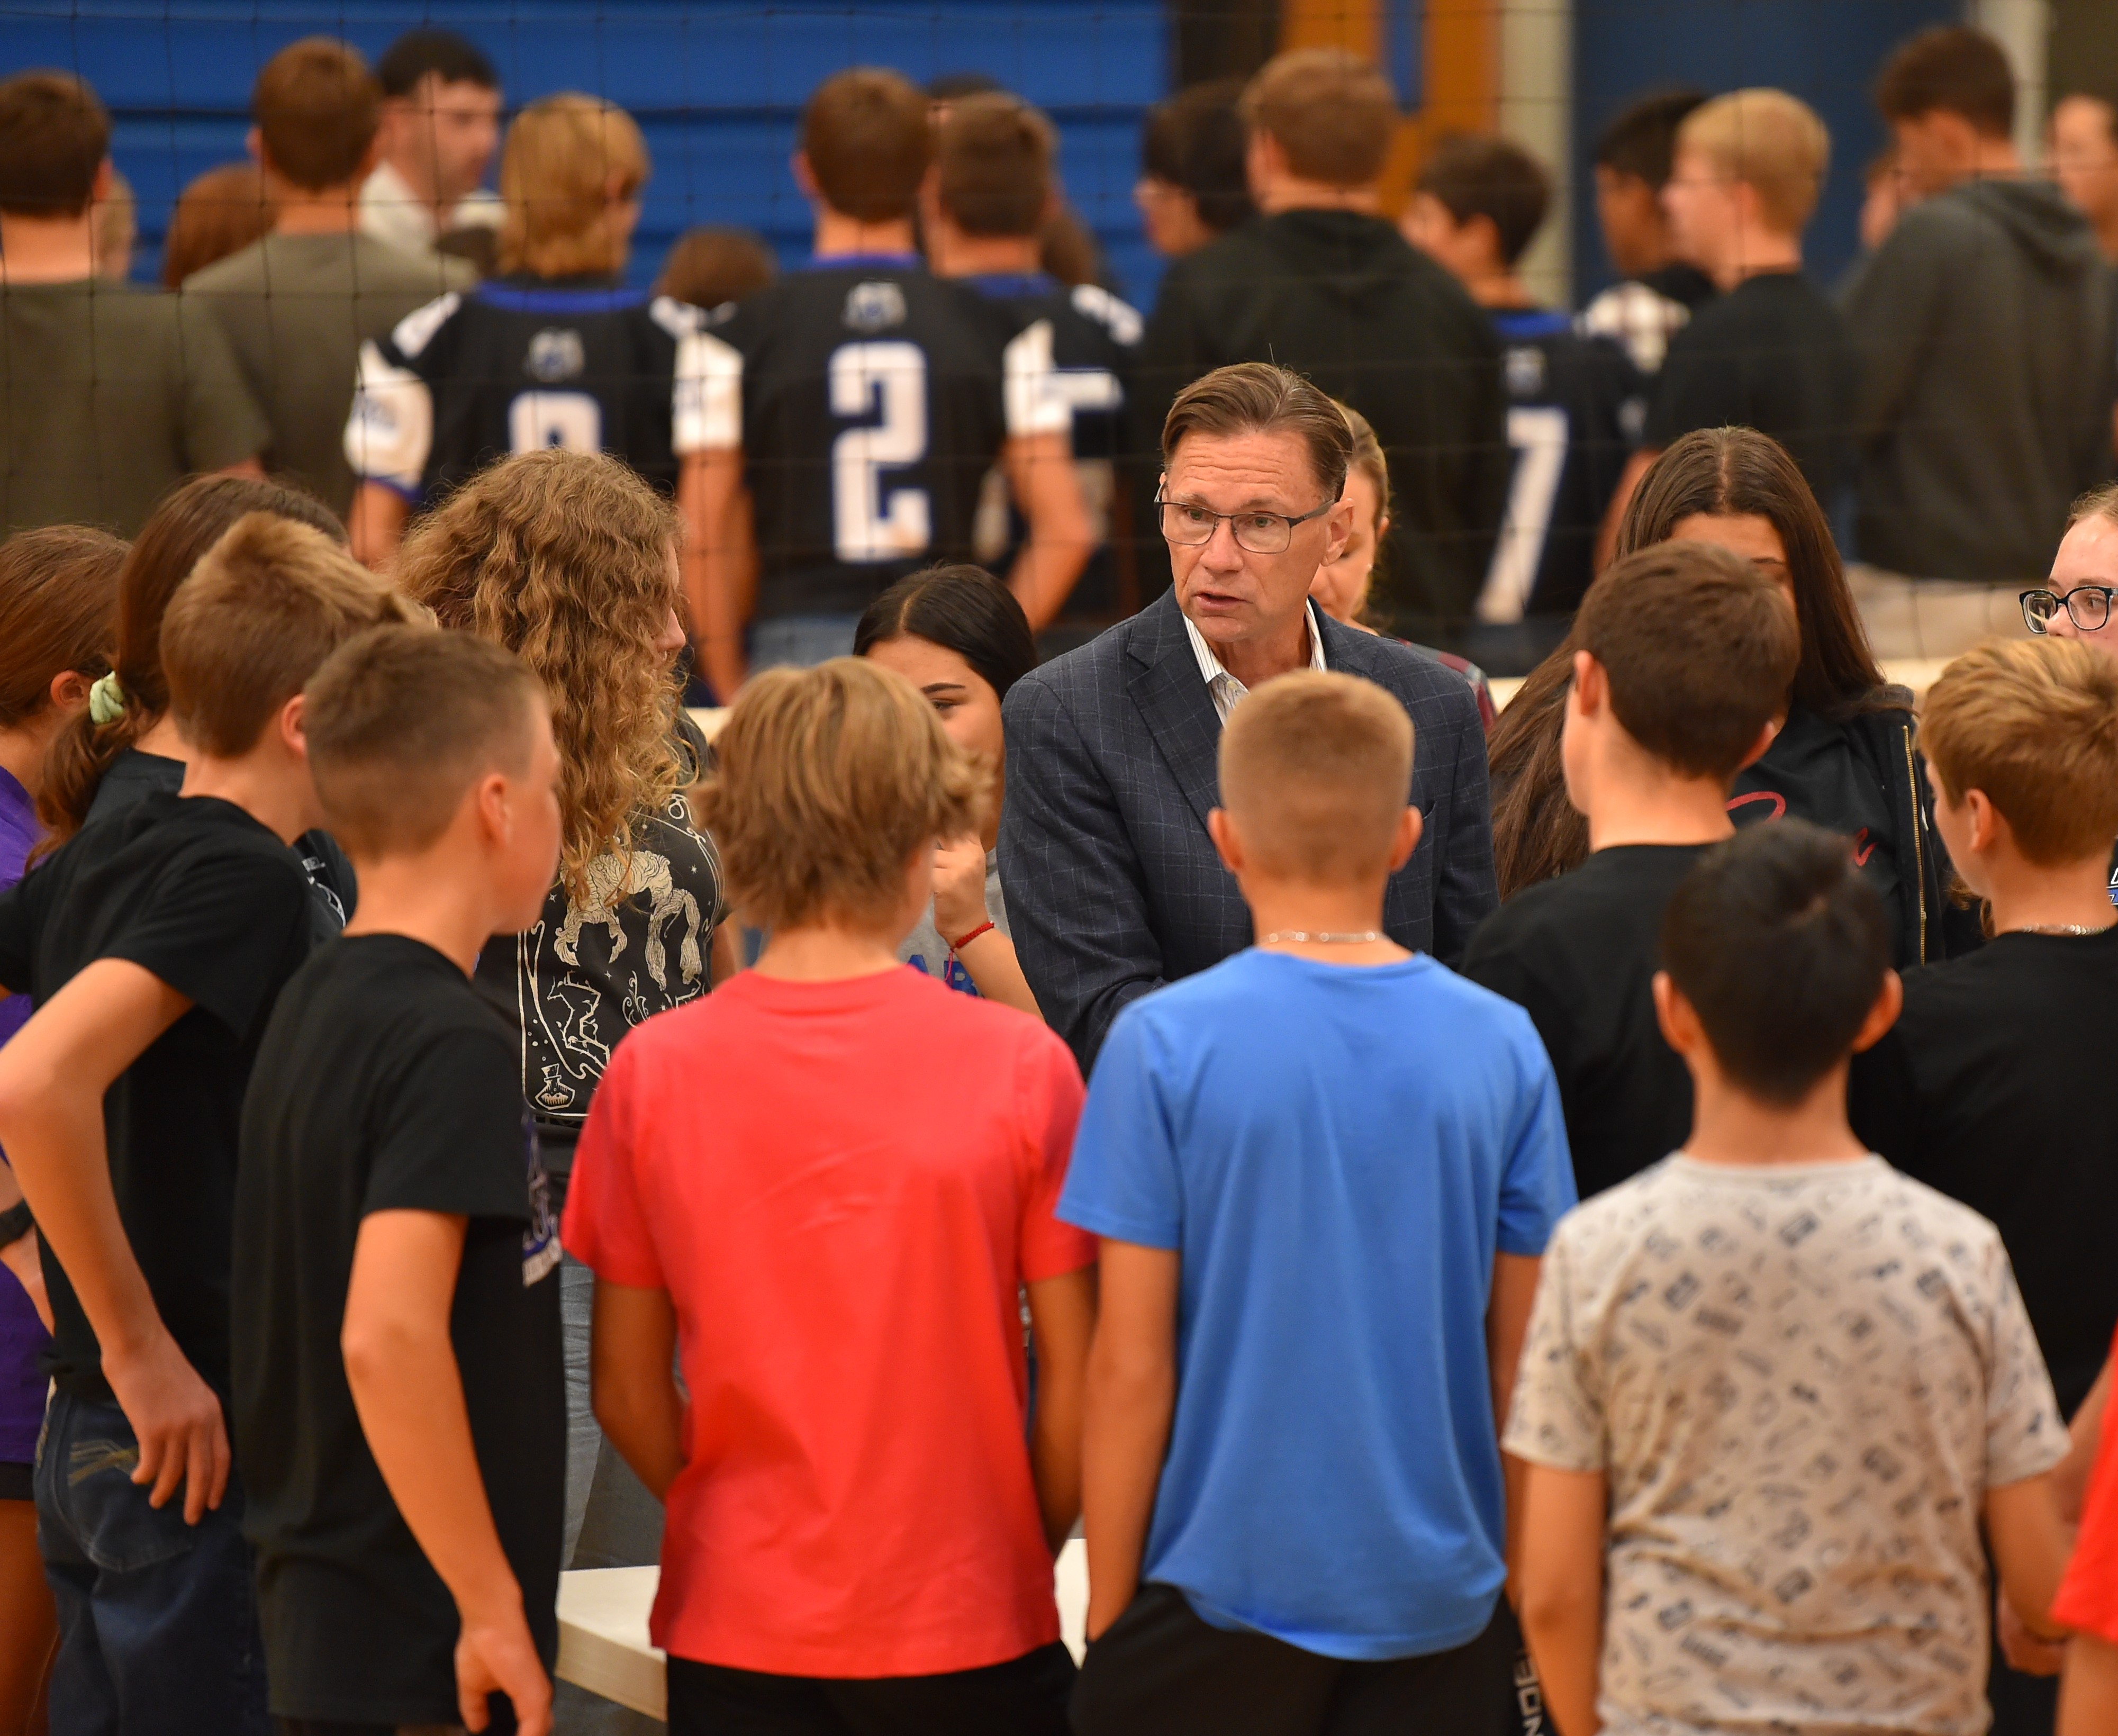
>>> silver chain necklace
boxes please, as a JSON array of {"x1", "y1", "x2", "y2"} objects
[
  {"x1": 1260, "y1": 930, "x2": 1382, "y2": 944},
  {"x1": 2016, "y1": 923, "x2": 2114, "y2": 936}
]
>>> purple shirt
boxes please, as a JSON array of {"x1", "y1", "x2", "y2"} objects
[{"x1": 0, "y1": 765, "x2": 51, "y2": 1464}]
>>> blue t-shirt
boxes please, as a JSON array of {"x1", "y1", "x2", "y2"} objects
[{"x1": 1060, "y1": 948, "x2": 1576, "y2": 1660}]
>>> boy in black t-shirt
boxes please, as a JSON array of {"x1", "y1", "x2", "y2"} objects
[
  {"x1": 236, "y1": 626, "x2": 566, "y2": 1736},
  {"x1": 1460, "y1": 541, "x2": 1796, "y2": 1199},
  {"x1": 0, "y1": 514, "x2": 417, "y2": 1735},
  {"x1": 1603, "y1": 88, "x2": 1854, "y2": 546}
]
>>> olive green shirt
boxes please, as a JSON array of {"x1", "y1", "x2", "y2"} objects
[
  {"x1": 0, "y1": 279, "x2": 268, "y2": 536},
  {"x1": 185, "y1": 232, "x2": 472, "y2": 516}
]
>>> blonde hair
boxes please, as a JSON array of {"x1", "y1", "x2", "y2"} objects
[
  {"x1": 1922, "y1": 637, "x2": 2118, "y2": 864},
  {"x1": 394, "y1": 449, "x2": 684, "y2": 905},
  {"x1": 1218, "y1": 670, "x2": 1413, "y2": 882},
  {"x1": 695, "y1": 659, "x2": 982, "y2": 931},
  {"x1": 1678, "y1": 88, "x2": 1830, "y2": 232},
  {"x1": 499, "y1": 93, "x2": 649, "y2": 277},
  {"x1": 163, "y1": 514, "x2": 422, "y2": 757}
]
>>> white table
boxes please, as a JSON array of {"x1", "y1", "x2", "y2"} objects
[{"x1": 556, "y1": 1539, "x2": 1091, "y2": 1723}]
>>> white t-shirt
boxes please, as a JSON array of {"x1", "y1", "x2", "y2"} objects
[
  {"x1": 1506, "y1": 1153, "x2": 2065, "y2": 1736},
  {"x1": 359, "y1": 160, "x2": 503, "y2": 258}
]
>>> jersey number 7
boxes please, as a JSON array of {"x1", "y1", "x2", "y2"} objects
[{"x1": 830, "y1": 342, "x2": 931, "y2": 564}]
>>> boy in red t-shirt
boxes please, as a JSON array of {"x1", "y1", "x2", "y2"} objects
[
  {"x1": 2057, "y1": 1339, "x2": 2118, "y2": 1732},
  {"x1": 562, "y1": 658, "x2": 1096, "y2": 1734}
]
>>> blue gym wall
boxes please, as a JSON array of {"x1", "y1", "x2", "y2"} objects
[{"x1": 5, "y1": 0, "x2": 1170, "y2": 305}]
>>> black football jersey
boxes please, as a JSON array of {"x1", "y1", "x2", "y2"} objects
[
  {"x1": 347, "y1": 274, "x2": 691, "y2": 502},
  {"x1": 1475, "y1": 309, "x2": 1644, "y2": 622},
  {"x1": 958, "y1": 271, "x2": 1142, "y2": 622},
  {"x1": 675, "y1": 257, "x2": 1068, "y2": 619}
]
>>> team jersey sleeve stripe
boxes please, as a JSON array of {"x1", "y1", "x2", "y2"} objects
[
  {"x1": 344, "y1": 339, "x2": 435, "y2": 495},
  {"x1": 674, "y1": 328, "x2": 745, "y2": 454},
  {"x1": 1002, "y1": 318, "x2": 1072, "y2": 440}
]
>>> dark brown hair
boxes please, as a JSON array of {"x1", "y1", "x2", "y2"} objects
[
  {"x1": 254, "y1": 38, "x2": 379, "y2": 192},
  {"x1": 37, "y1": 475, "x2": 345, "y2": 845},
  {"x1": 656, "y1": 226, "x2": 776, "y2": 309},
  {"x1": 1876, "y1": 24, "x2": 2015, "y2": 139},
  {"x1": 801, "y1": 68, "x2": 930, "y2": 224},
  {"x1": 1142, "y1": 77, "x2": 1254, "y2": 233},
  {"x1": 1241, "y1": 48, "x2": 1398, "y2": 188},
  {"x1": 936, "y1": 93, "x2": 1054, "y2": 239},
  {"x1": 855, "y1": 563, "x2": 1037, "y2": 704},
  {"x1": 1576, "y1": 542, "x2": 1798, "y2": 779},
  {"x1": 161, "y1": 164, "x2": 272, "y2": 286},
  {"x1": 1592, "y1": 87, "x2": 1705, "y2": 186},
  {"x1": 1417, "y1": 133, "x2": 1551, "y2": 267},
  {"x1": 1489, "y1": 428, "x2": 1891, "y2": 897},
  {"x1": 0, "y1": 71, "x2": 110, "y2": 217},
  {"x1": 0, "y1": 528, "x2": 128, "y2": 727},
  {"x1": 1163, "y1": 361, "x2": 1353, "y2": 502}
]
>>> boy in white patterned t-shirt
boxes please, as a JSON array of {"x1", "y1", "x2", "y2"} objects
[{"x1": 1507, "y1": 819, "x2": 2072, "y2": 1736}]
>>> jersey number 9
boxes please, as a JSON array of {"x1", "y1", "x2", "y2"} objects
[{"x1": 829, "y1": 342, "x2": 931, "y2": 564}]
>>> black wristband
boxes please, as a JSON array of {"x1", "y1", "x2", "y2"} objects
[{"x1": 0, "y1": 1200, "x2": 33, "y2": 1247}]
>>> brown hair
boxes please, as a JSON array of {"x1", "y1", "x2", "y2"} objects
[
  {"x1": 162, "y1": 514, "x2": 420, "y2": 758},
  {"x1": 1417, "y1": 133, "x2": 1551, "y2": 266},
  {"x1": 1142, "y1": 77, "x2": 1254, "y2": 233},
  {"x1": 655, "y1": 225, "x2": 776, "y2": 309},
  {"x1": 801, "y1": 68, "x2": 930, "y2": 224},
  {"x1": 695, "y1": 659, "x2": 981, "y2": 930},
  {"x1": 1241, "y1": 48, "x2": 1398, "y2": 189},
  {"x1": 0, "y1": 71, "x2": 110, "y2": 218},
  {"x1": 1219, "y1": 671, "x2": 1413, "y2": 882},
  {"x1": 253, "y1": 38, "x2": 379, "y2": 193},
  {"x1": 161, "y1": 164, "x2": 273, "y2": 287},
  {"x1": 1876, "y1": 24, "x2": 2015, "y2": 139},
  {"x1": 37, "y1": 475, "x2": 345, "y2": 846},
  {"x1": 1163, "y1": 361, "x2": 1353, "y2": 502},
  {"x1": 1576, "y1": 542, "x2": 1798, "y2": 779},
  {"x1": 0, "y1": 528, "x2": 128, "y2": 728},
  {"x1": 1921, "y1": 638, "x2": 2118, "y2": 865},
  {"x1": 937, "y1": 93, "x2": 1054, "y2": 238},
  {"x1": 305, "y1": 625, "x2": 546, "y2": 858},
  {"x1": 498, "y1": 94, "x2": 650, "y2": 278},
  {"x1": 394, "y1": 448, "x2": 684, "y2": 905},
  {"x1": 1679, "y1": 89, "x2": 1830, "y2": 232},
  {"x1": 1489, "y1": 428, "x2": 1890, "y2": 897}
]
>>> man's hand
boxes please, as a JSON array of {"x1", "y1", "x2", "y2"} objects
[
  {"x1": 931, "y1": 836, "x2": 991, "y2": 944},
  {"x1": 456, "y1": 1597, "x2": 552, "y2": 1735},
  {"x1": 102, "y1": 1330, "x2": 229, "y2": 1523}
]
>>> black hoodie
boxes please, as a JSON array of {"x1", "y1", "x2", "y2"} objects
[
  {"x1": 1134, "y1": 209, "x2": 1510, "y2": 632},
  {"x1": 1842, "y1": 178, "x2": 2116, "y2": 581}
]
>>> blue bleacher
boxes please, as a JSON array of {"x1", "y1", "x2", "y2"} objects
[{"x1": 4, "y1": 0, "x2": 1171, "y2": 305}]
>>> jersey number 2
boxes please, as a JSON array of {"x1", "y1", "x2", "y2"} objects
[
  {"x1": 830, "y1": 342, "x2": 931, "y2": 564},
  {"x1": 509, "y1": 391, "x2": 603, "y2": 456}
]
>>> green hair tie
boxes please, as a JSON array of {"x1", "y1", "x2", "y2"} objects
[{"x1": 88, "y1": 672, "x2": 125, "y2": 727}]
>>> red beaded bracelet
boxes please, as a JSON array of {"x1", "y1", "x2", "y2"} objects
[{"x1": 949, "y1": 920, "x2": 996, "y2": 953}]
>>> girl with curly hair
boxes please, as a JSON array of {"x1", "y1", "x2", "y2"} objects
[{"x1": 395, "y1": 447, "x2": 734, "y2": 1587}]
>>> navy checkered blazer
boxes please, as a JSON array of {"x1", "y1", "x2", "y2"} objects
[{"x1": 999, "y1": 590, "x2": 1499, "y2": 1072}]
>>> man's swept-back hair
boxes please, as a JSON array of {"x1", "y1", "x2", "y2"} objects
[
  {"x1": 1679, "y1": 89, "x2": 1831, "y2": 232},
  {"x1": 254, "y1": 38, "x2": 380, "y2": 192},
  {"x1": 695, "y1": 659, "x2": 981, "y2": 932},
  {"x1": 306, "y1": 625, "x2": 545, "y2": 858},
  {"x1": 1163, "y1": 362, "x2": 1354, "y2": 503},
  {"x1": 1574, "y1": 541, "x2": 1798, "y2": 780},
  {"x1": 1417, "y1": 133, "x2": 1551, "y2": 266},
  {"x1": 0, "y1": 71, "x2": 110, "y2": 218},
  {"x1": 1219, "y1": 671, "x2": 1413, "y2": 883},
  {"x1": 802, "y1": 68, "x2": 931, "y2": 224},
  {"x1": 1921, "y1": 638, "x2": 2118, "y2": 865},
  {"x1": 936, "y1": 93, "x2": 1055, "y2": 239},
  {"x1": 162, "y1": 514, "x2": 421, "y2": 758},
  {"x1": 394, "y1": 448, "x2": 684, "y2": 907},
  {"x1": 1876, "y1": 25, "x2": 2015, "y2": 138},
  {"x1": 1241, "y1": 48, "x2": 1398, "y2": 188},
  {"x1": 1662, "y1": 820, "x2": 1890, "y2": 1106},
  {"x1": 499, "y1": 94, "x2": 649, "y2": 277}
]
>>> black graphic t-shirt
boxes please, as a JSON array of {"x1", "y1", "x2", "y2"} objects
[
  {"x1": 475, "y1": 728, "x2": 724, "y2": 1183},
  {"x1": 235, "y1": 933, "x2": 562, "y2": 1725}
]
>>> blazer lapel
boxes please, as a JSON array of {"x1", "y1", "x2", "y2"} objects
[{"x1": 1126, "y1": 592, "x2": 1226, "y2": 834}]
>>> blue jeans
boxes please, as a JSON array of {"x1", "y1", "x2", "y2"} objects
[
  {"x1": 36, "y1": 1390, "x2": 269, "y2": 1736},
  {"x1": 747, "y1": 613, "x2": 862, "y2": 672}
]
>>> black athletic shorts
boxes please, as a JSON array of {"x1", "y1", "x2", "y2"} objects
[
  {"x1": 1071, "y1": 1583, "x2": 1519, "y2": 1736},
  {"x1": 665, "y1": 1640, "x2": 1075, "y2": 1735}
]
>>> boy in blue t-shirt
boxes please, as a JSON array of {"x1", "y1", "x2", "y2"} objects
[{"x1": 1062, "y1": 670, "x2": 1575, "y2": 1734}]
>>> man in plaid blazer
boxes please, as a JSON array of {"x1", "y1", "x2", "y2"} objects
[{"x1": 1000, "y1": 362, "x2": 1498, "y2": 1071}]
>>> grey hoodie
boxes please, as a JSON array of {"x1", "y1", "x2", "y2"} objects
[{"x1": 1841, "y1": 177, "x2": 2115, "y2": 581}]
